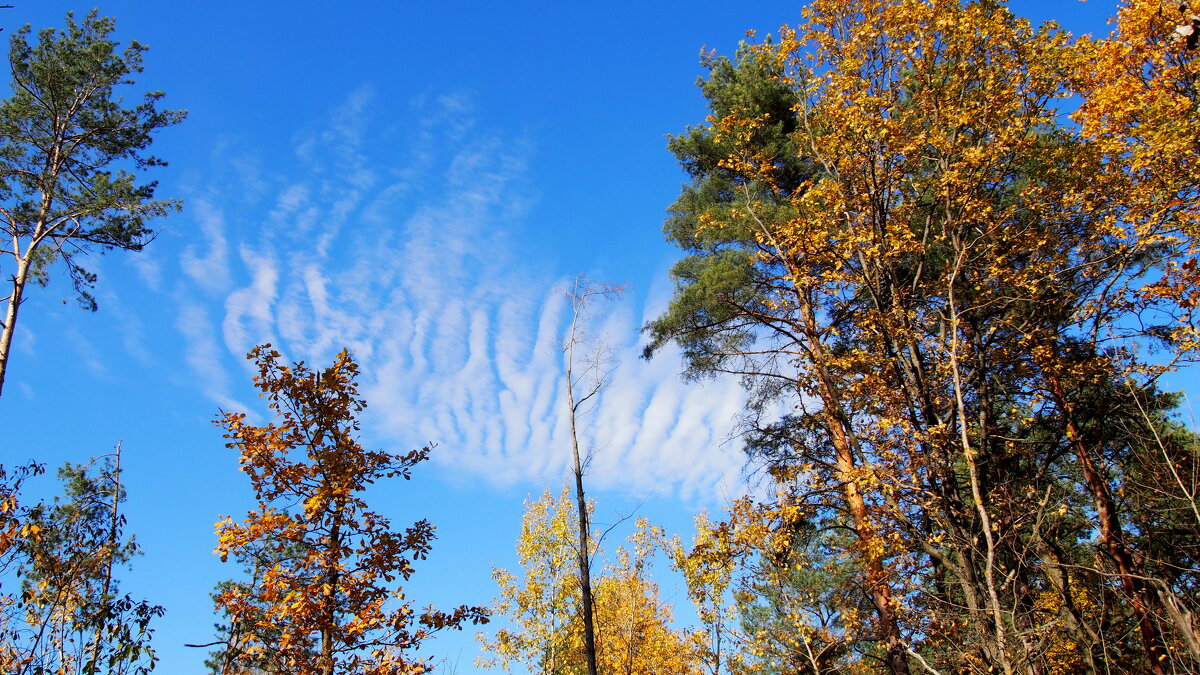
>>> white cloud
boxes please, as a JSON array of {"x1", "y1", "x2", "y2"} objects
[
  {"x1": 13, "y1": 318, "x2": 35, "y2": 357},
  {"x1": 65, "y1": 326, "x2": 106, "y2": 377},
  {"x1": 98, "y1": 289, "x2": 155, "y2": 369},
  {"x1": 167, "y1": 88, "x2": 750, "y2": 502},
  {"x1": 176, "y1": 302, "x2": 243, "y2": 414},
  {"x1": 132, "y1": 254, "x2": 163, "y2": 292},
  {"x1": 223, "y1": 247, "x2": 279, "y2": 356},
  {"x1": 179, "y1": 199, "x2": 230, "y2": 294}
]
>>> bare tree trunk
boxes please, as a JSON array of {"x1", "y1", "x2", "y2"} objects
[
  {"x1": 568, "y1": 396, "x2": 598, "y2": 675},
  {"x1": 85, "y1": 443, "x2": 123, "y2": 675},
  {"x1": 946, "y1": 257, "x2": 1015, "y2": 675},
  {"x1": 561, "y1": 276, "x2": 622, "y2": 675}
]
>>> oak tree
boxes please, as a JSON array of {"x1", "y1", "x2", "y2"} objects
[{"x1": 211, "y1": 345, "x2": 487, "y2": 675}]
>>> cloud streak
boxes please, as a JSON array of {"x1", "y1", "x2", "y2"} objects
[{"x1": 164, "y1": 88, "x2": 749, "y2": 501}]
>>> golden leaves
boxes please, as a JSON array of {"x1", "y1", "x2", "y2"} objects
[
  {"x1": 478, "y1": 491, "x2": 703, "y2": 674},
  {"x1": 663, "y1": 0, "x2": 1200, "y2": 669},
  {"x1": 212, "y1": 345, "x2": 486, "y2": 675}
]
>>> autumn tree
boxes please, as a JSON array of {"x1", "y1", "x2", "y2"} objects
[
  {"x1": 1070, "y1": 3, "x2": 1200, "y2": 664},
  {"x1": 0, "y1": 461, "x2": 40, "y2": 673},
  {"x1": 649, "y1": 0, "x2": 1200, "y2": 672},
  {"x1": 592, "y1": 518, "x2": 700, "y2": 675},
  {"x1": 732, "y1": 493, "x2": 893, "y2": 675},
  {"x1": 648, "y1": 18, "x2": 915, "y2": 673},
  {"x1": 0, "y1": 448, "x2": 162, "y2": 675},
  {"x1": 669, "y1": 492, "x2": 875, "y2": 675},
  {"x1": 203, "y1": 542, "x2": 311, "y2": 675},
  {"x1": 210, "y1": 345, "x2": 487, "y2": 675},
  {"x1": 665, "y1": 512, "x2": 747, "y2": 675},
  {"x1": 476, "y1": 489, "x2": 582, "y2": 675},
  {"x1": 479, "y1": 489, "x2": 700, "y2": 674},
  {"x1": 0, "y1": 10, "x2": 185, "y2": 397}
]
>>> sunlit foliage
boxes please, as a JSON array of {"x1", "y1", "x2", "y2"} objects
[
  {"x1": 211, "y1": 345, "x2": 487, "y2": 675},
  {"x1": 0, "y1": 453, "x2": 160, "y2": 675},
  {"x1": 478, "y1": 489, "x2": 701, "y2": 674},
  {"x1": 649, "y1": 1, "x2": 1200, "y2": 672}
]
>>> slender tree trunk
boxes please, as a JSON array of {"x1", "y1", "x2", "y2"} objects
[
  {"x1": 566, "y1": 427, "x2": 595, "y2": 675},
  {"x1": 821, "y1": 393, "x2": 910, "y2": 675},
  {"x1": 946, "y1": 269, "x2": 1015, "y2": 675},
  {"x1": 0, "y1": 251, "x2": 32, "y2": 398},
  {"x1": 562, "y1": 277, "x2": 615, "y2": 675},
  {"x1": 802, "y1": 301, "x2": 910, "y2": 675},
  {"x1": 85, "y1": 443, "x2": 123, "y2": 675},
  {"x1": 567, "y1": 369, "x2": 598, "y2": 675},
  {"x1": 321, "y1": 512, "x2": 342, "y2": 675},
  {"x1": 1047, "y1": 374, "x2": 1168, "y2": 675}
]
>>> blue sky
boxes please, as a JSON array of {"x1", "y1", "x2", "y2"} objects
[{"x1": 0, "y1": 1, "x2": 1140, "y2": 673}]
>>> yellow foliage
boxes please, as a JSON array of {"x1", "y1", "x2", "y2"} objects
[
  {"x1": 661, "y1": 0, "x2": 1200, "y2": 670},
  {"x1": 211, "y1": 345, "x2": 486, "y2": 675},
  {"x1": 478, "y1": 491, "x2": 702, "y2": 674}
]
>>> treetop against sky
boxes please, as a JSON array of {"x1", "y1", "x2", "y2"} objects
[{"x1": 2, "y1": 1, "x2": 1192, "y2": 674}]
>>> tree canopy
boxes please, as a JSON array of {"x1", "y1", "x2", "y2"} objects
[
  {"x1": 211, "y1": 346, "x2": 487, "y2": 675},
  {"x1": 0, "y1": 10, "x2": 184, "y2": 396},
  {"x1": 648, "y1": 0, "x2": 1200, "y2": 672},
  {"x1": 5, "y1": 3, "x2": 1200, "y2": 674}
]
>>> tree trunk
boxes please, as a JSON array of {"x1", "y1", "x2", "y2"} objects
[
  {"x1": 0, "y1": 177, "x2": 56, "y2": 400},
  {"x1": 321, "y1": 511, "x2": 343, "y2": 675},
  {"x1": 822, "y1": 394, "x2": 910, "y2": 675},
  {"x1": 568, "y1": 378, "x2": 598, "y2": 675},
  {"x1": 753, "y1": 197, "x2": 912, "y2": 675},
  {"x1": 802, "y1": 298, "x2": 910, "y2": 675},
  {"x1": 0, "y1": 251, "x2": 32, "y2": 398},
  {"x1": 563, "y1": 277, "x2": 612, "y2": 675},
  {"x1": 1048, "y1": 374, "x2": 1168, "y2": 674}
]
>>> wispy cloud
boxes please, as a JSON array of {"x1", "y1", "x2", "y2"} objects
[
  {"x1": 65, "y1": 326, "x2": 107, "y2": 378},
  {"x1": 176, "y1": 302, "x2": 244, "y2": 414},
  {"x1": 164, "y1": 88, "x2": 748, "y2": 502},
  {"x1": 179, "y1": 198, "x2": 230, "y2": 294},
  {"x1": 222, "y1": 245, "x2": 279, "y2": 358}
]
